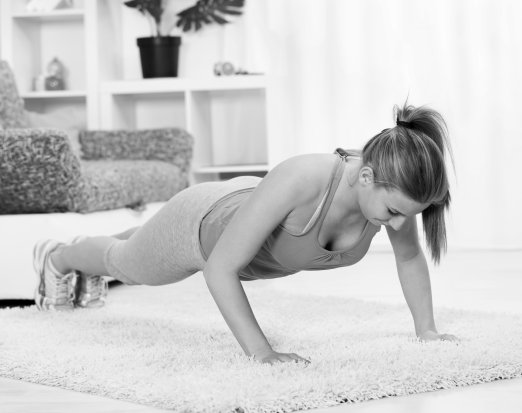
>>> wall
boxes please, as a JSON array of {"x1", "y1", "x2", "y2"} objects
[{"x1": 265, "y1": 0, "x2": 522, "y2": 251}]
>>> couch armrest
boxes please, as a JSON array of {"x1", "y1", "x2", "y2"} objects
[
  {"x1": 0, "y1": 128, "x2": 84, "y2": 213},
  {"x1": 79, "y1": 128, "x2": 194, "y2": 175}
]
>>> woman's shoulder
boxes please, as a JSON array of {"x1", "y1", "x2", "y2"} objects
[
  {"x1": 272, "y1": 152, "x2": 338, "y2": 175},
  {"x1": 279, "y1": 153, "x2": 339, "y2": 172},
  {"x1": 265, "y1": 153, "x2": 339, "y2": 201}
]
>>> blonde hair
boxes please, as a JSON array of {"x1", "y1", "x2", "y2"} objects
[{"x1": 361, "y1": 102, "x2": 454, "y2": 264}]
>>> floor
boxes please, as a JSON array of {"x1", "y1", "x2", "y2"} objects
[{"x1": 1, "y1": 249, "x2": 521, "y2": 413}]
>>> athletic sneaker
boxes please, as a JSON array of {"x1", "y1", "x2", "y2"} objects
[
  {"x1": 70, "y1": 236, "x2": 109, "y2": 309},
  {"x1": 75, "y1": 273, "x2": 108, "y2": 308},
  {"x1": 33, "y1": 239, "x2": 77, "y2": 311}
]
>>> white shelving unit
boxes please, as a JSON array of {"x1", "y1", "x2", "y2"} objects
[
  {"x1": 20, "y1": 90, "x2": 87, "y2": 99},
  {"x1": 1, "y1": 0, "x2": 274, "y2": 183},
  {"x1": 11, "y1": 8, "x2": 85, "y2": 20},
  {"x1": 101, "y1": 76, "x2": 270, "y2": 182},
  {"x1": 0, "y1": 0, "x2": 120, "y2": 128}
]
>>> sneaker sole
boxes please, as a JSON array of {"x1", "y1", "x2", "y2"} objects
[
  {"x1": 33, "y1": 240, "x2": 54, "y2": 311},
  {"x1": 33, "y1": 239, "x2": 74, "y2": 311}
]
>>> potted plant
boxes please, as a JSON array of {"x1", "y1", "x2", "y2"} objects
[{"x1": 124, "y1": 0, "x2": 245, "y2": 78}]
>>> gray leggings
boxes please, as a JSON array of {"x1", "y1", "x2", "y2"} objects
[{"x1": 103, "y1": 176, "x2": 261, "y2": 286}]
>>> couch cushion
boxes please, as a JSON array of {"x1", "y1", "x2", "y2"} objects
[
  {"x1": 79, "y1": 128, "x2": 193, "y2": 175},
  {"x1": 0, "y1": 129, "x2": 83, "y2": 214},
  {"x1": 1, "y1": 125, "x2": 192, "y2": 214},
  {"x1": 77, "y1": 160, "x2": 188, "y2": 213},
  {"x1": 0, "y1": 61, "x2": 30, "y2": 129},
  {"x1": 26, "y1": 107, "x2": 87, "y2": 158}
]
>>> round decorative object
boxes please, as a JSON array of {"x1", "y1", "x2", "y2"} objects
[
  {"x1": 221, "y1": 62, "x2": 235, "y2": 75},
  {"x1": 214, "y1": 61, "x2": 237, "y2": 76},
  {"x1": 45, "y1": 76, "x2": 65, "y2": 91}
]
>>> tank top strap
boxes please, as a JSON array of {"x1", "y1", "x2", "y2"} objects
[
  {"x1": 293, "y1": 150, "x2": 350, "y2": 236},
  {"x1": 311, "y1": 152, "x2": 346, "y2": 232}
]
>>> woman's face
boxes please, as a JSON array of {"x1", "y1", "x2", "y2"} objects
[{"x1": 358, "y1": 176, "x2": 429, "y2": 230}]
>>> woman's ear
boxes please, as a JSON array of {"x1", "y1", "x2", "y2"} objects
[{"x1": 359, "y1": 166, "x2": 374, "y2": 186}]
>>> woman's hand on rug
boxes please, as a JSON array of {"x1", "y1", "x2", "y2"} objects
[
  {"x1": 418, "y1": 330, "x2": 459, "y2": 342},
  {"x1": 255, "y1": 350, "x2": 311, "y2": 365}
]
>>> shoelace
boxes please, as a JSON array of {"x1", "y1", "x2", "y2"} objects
[
  {"x1": 84, "y1": 275, "x2": 108, "y2": 299},
  {"x1": 46, "y1": 271, "x2": 76, "y2": 304}
]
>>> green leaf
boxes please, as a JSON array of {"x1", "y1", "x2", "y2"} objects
[
  {"x1": 176, "y1": 0, "x2": 245, "y2": 32},
  {"x1": 124, "y1": 0, "x2": 163, "y2": 25}
]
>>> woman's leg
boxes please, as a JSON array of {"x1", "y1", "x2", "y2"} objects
[
  {"x1": 49, "y1": 226, "x2": 141, "y2": 277},
  {"x1": 48, "y1": 179, "x2": 248, "y2": 287},
  {"x1": 50, "y1": 236, "x2": 116, "y2": 278},
  {"x1": 112, "y1": 226, "x2": 140, "y2": 240},
  {"x1": 49, "y1": 182, "x2": 216, "y2": 286}
]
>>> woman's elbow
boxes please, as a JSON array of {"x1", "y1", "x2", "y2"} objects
[{"x1": 203, "y1": 261, "x2": 240, "y2": 283}]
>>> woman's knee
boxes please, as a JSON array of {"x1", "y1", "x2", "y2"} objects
[
  {"x1": 140, "y1": 271, "x2": 196, "y2": 286},
  {"x1": 111, "y1": 226, "x2": 140, "y2": 240}
]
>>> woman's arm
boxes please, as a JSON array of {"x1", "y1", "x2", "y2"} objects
[
  {"x1": 204, "y1": 156, "x2": 319, "y2": 363},
  {"x1": 204, "y1": 265, "x2": 274, "y2": 358},
  {"x1": 205, "y1": 267, "x2": 309, "y2": 363},
  {"x1": 386, "y1": 217, "x2": 458, "y2": 341}
]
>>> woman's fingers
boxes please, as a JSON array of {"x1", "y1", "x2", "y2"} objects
[
  {"x1": 280, "y1": 353, "x2": 311, "y2": 365},
  {"x1": 273, "y1": 354, "x2": 294, "y2": 364},
  {"x1": 440, "y1": 333, "x2": 459, "y2": 342},
  {"x1": 260, "y1": 351, "x2": 311, "y2": 365},
  {"x1": 289, "y1": 353, "x2": 311, "y2": 364}
]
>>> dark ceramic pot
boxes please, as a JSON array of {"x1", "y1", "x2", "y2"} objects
[{"x1": 137, "y1": 36, "x2": 181, "y2": 78}]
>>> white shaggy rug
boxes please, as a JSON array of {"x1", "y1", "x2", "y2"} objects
[{"x1": 1, "y1": 274, "x2": 521, "y2": 413}]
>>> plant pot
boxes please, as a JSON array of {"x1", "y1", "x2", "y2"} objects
[{"x1": 137, "y1": 36, "x2": 181, "y2": 78}]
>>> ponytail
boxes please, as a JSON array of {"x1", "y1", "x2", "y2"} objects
[{"x1": 362, "y1": 101, "x2": 454, "y2": 264}]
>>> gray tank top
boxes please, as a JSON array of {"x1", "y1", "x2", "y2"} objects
[{"x1": 199, "y1": 151, "x2": 381, "y2": 281}]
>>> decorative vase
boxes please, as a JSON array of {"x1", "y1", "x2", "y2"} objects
[{"x1": 137, "y1": 36, "x2": 181, "y2": 78}]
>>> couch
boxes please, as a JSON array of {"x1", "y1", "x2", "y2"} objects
[{"x1": 0, "y1": 60, "x2": 194, "y2": 299}]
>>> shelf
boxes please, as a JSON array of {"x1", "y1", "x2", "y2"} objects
[
  {"x1": 21, "y1": 90, "x2": 87, "y2": 99},
  {"x1": 102, "y1": 76, "x2": 268, "y2": 95},
  {"x1": 100, "y1": 78, "x2": 269, "y2": 173},
  {"x1": 195, "y1": 164, "x2": 269, "y2": 174},
  {"x1": 189, "y1": 76, "x2": 267, "y2": 91},
  {"x1": 102, "y1": 79, "x2": 186, "y2": 95},
  {"x1": 12, "y1": 9, "x2": 84, "y2": 22}
]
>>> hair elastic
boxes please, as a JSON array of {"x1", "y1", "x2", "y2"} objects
[
  {"x1": 396, "y1": 119, "x2": 413, "y2": 128},
  {"x1": 335, "y1": 148, "x2": 349, "y2": 159}
]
